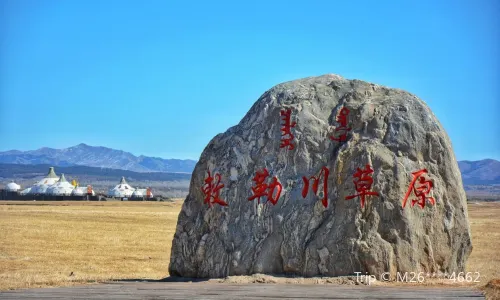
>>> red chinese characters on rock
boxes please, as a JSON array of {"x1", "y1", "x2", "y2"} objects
[
  {"x1": 330, "y1": 107, "x2": 351, "y2": 142},
  {"x1": 302, "y1": 167, "x2": 330, "y2": 208},
  {"x1": 345, "y1": 164, "x2": 379, "y2": 208},
  {"x1": 248, "y1": 168, "x2": 282, "y2": 205},
  {"x1": 402, "y1": 169, "x2": 435, "y2": 209},
  {"x1": 202, "y1": 171, "x2": 228, "y2": 207},
  {"x1": 280, "y1": 108, "x2": 297, "y2": 150}
]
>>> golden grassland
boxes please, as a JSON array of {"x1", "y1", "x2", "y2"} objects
[
  {"x1": 0, "y1": 200, "x2": 181, "y2": 290},
  {"x1": 467, "y1": 203, "x2": 500, "y2": 282},
  {"x1": 0, "y1": 200, "x2": 499, "y2": 296},
  {"x1": 468, "y1": 202, "x2": 500, "y2": 300}
]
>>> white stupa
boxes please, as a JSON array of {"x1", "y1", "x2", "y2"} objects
[
  {"x1": 46, "y1": 174, "x2": 74, "y2": 196},
  {"x1": 5, "y1": 181, "x2": 21, "y2": 192},
  {"x1": 108, "y1": 177, "x2": 135, "y2": 198},
  {"x1": 28, "y1": 167, "x2": 60, "y2": 194}
]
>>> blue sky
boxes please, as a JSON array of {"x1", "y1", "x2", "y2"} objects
[{"x1": 1, "y1": 0, "x2": 498, "y2": 161}]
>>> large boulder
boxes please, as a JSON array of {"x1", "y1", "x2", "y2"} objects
[{"x1": 169, "y1": 74, "x2": 472, "y2": 279}]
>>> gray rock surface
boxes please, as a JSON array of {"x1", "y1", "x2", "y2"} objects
[{"x1": 169, "y1": 74, "x2": 472, "y2": 279}]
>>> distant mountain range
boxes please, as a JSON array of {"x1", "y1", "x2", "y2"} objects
[
  {"x1": 0, "y1": 163, "x2": 191, "y2": 182},
  {"x1": 0, "y1": 144, "x2": 197, "y2": 173},
  {"x1": 458, "y1": 159, "x2": 500, "y2": 185},
  {"x1": 0, "y1": 144, "x2": 498, "y2": 187}
]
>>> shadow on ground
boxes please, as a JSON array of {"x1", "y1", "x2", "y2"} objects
[{"x1": 110, "y1": 276, "x2": 210, "y2": 283}]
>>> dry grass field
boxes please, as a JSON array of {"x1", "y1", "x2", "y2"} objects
[
  {"x1": 0, "y1": 200, "x2": 499, "y2": 297},
  {"x1": 468, "y1": 202, "x2": 500, "y2": 300},
  {"x1": 0, "y1": 200, "x2": 181, "y2": 290}
]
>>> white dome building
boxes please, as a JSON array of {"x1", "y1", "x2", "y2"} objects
[
  {"x1": 131, "y1": 188, "x2": 153, "y2": 199},
  {"x1": 46, "y1": 174, "x2": 74, "y2": 196},
  {"x1": 6, "y1": 181, "x2": 21, "y2": 192},
  {"x1": 29, "y1": 167, "x2": 60, "y2": 194},
  {"x1": 20, "y1": 187, "x2": 32, "y2": 195},
  {"x1": 71, "y1": 186, "x2": 96, "y2": 196},
  {"x1": 108, "y1": 177, "x2": 135, "y2": 198}
]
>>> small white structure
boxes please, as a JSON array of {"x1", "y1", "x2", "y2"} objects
[
  {"x1": 71, "y1": 186, "x2": 96, "y2": 196},
  {"x1": 46, "y1": 174, "x2": 74, "y2": 196},
  {"x1": 20, "y1": 187, "x2": 32, "y2": 195},
  {"x1": 5, "y1": 181, "x2": 21, "y2": 192},
  {"x1": 131, "y1": 188, "x2": 153, "y2": 199},
  {"x1": 28, "y1": 167, "x2": 60, "y2": 194},
  {"x1": 108, "y1": 177, "x2": 135, "y2": 198}
]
